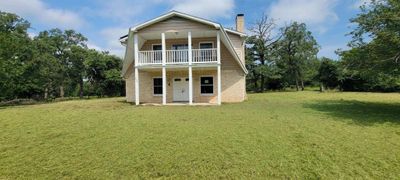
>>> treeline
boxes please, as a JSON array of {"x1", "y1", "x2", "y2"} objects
[
  {"x1": 246, "y1": 0, "x2": 399, "y2": 92},
  {"x1": 0, "y1": 11, "x2": 124, "y2": 102}
]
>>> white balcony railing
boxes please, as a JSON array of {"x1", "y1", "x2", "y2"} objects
[
  {"x1": 192, "y1": 48, "x2": 217, "y2": 63},
  {"x1": 138, "y1": 50, "x2": 162, "y2": 64},
  {"x1": 137, "y1": 48, "x2": 217, "y2": 65}
]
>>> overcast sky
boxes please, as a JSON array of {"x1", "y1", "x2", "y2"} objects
[{"x1": 0, "y1": 0, "x2": 369, "y2": 59}]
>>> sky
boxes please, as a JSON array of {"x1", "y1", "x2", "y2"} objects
[{"x1": 0, "y1": 0, "x2": 370, "y2": 59}]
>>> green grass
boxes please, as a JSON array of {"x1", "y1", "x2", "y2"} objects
[{"x1": 1, "y1": 92, "x2": 399, "y2": 179}]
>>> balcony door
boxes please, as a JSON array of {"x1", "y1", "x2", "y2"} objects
[
  {"x1": 199, "y1": 42, "x2": 214, "y2": 62},
  {"x1": 152, "y1": 44, "x2": 162, "y2": 63},
  {"x1": 172, "y1": 44, "x2": 188, "y2": 63}
]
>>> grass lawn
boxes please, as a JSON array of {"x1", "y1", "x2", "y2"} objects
[{"x1": 1, "y1": 91, "x2": 399, "y2": 179}]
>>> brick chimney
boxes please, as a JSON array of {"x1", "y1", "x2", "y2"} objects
[{"x1": 236, "y1": 14, "x2": 244, "y2": 33}]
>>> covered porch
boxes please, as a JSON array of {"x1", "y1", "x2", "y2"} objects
[
  {"x1": 134, "y1": 67, "x2": 220, "y2": 105},
  {"x1": 133, "y1": 30, "x2": 222, "y2": 105}
]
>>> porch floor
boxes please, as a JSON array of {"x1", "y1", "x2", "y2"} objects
[{"x1": 141, "y1": 102, "x2": 217, "y2": 106}]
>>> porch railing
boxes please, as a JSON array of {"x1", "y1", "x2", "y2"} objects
[
  {"x1": 192, "y1": 48, "x2": 217, "y2": 63},
  {"x1": 138, "y1": 50, "x2": 162, "y2": 64},
  {"x1": 137, "y1": 48, "x2": 217, "y2": 65}
]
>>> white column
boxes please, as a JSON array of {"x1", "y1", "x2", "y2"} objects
[
  {"x1": 135, "y1": 68, "x2": 139, "y2": 105},
  {"x1": 161, "y1": 33, "x2": 166, "y2": 65},
  {"x1": 134, "y1": 34, "x2": 139, "y2": 105},
  {"x1": 188, "y1": 66, "x2": 193, "y2": 105},
  {"x1": 217, "y1": 32, "x2": 221, "y2": 64},
  {"x1": 188, "y1": 32, "x2": 192, "y2": 65},
  {"x1": 188, "y1": 32, "x2": 193, "y2": 105},
  {"x1": 162, "y1": 67, "x2": 166, "y2": 105},
  {"x1": 217, "y1": 32, "x2": 221, "y2": 105},
  {"x1": 134, "y1": 34, "x2": 139, "y2": 66},
  {"x1": 161, "y1": 33, "x2": 167, "y2": 105}
]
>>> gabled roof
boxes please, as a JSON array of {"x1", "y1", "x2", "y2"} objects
[
  {"x1": 121, "y1": 11, "x2": 248, "y2": 77},
  {"x1": 130, "y1": 11, "x2": 221, "y2": 32}
]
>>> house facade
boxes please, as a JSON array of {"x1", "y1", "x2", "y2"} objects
[{"x1": 120, "y1": 11, "x2": 247, "y2": 105}]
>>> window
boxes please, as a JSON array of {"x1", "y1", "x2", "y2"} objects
[
  {"x1": 152, "y1": 44, "x2": 162, "y2": 50},
  {"x1": 200, "y1": 77, "x2": 213, "y2": 94},
  {"x1": 153, "y1": 78, "x2": 162, "y2": 95},
  {"x1": 172, "y1": 44, "x2": 188, "y2": 50},
  {"x1": 199, "y1": 42, "x2": 213, "y2": 49}
]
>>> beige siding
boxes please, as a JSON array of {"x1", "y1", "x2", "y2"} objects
[
  {"x1": 227, "y1": 32, "x2": 245, "y2": 64},
  {"x1": 125, "y1": 65, "x2": 135, "y2": 102},
  {"x1": 138, "y1": 17, "x2": 213, "y2": 33},
  {"x1": 220, "y1": 41, "x2": 246, "y2": 102}
]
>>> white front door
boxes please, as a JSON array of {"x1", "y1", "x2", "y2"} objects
[{"x1": 173, "y1": 77, "x2": 189, "y2": 102}]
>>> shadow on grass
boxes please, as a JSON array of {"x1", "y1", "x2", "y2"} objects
[{"x1": 305, "y1": 100, "x2": 400, "y2": 126}]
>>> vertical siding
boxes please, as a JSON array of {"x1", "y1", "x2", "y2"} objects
[{"x1": 138, "y1": 17, "x2": 213, "y2": 33}]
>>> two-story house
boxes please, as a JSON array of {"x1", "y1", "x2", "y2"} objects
[{"x1": 120, "y1": 11, "x2": 247, "y2": 105}]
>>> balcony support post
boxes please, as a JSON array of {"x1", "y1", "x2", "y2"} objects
[
  {"x1": 188, "y1": 32, "x2": 193, "y2": 105},
  {"x1": 134, "y1": 33, "x2": 140, "y2": 105},
  {"x1": 217, "y1": 32, "x2": 221, "y2": 105},
  {"x1": 161, "y1": 33, "x2": 167, "y2": 105},
  {"x1": 135, "y1": 67, "x2": 139, "y2": 105}
]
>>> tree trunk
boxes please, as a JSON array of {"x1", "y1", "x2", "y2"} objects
[
  {"x1": 59, "y1": 85, "x2": 64, "y2": 98},
  {"x1": 253, "y1": 78, "x2": 258, "y2": 92},
  {"x1": 295, "y1": 78, "x2": 299, "y2": 91},
  {"x1": 44, "y1": 87, "x2": 48, "y2": 99},
  {"x1": 301, "y1": 79, "x2": 305, "y2": 91},
  {"x1": 320, "y1": 83, "x2": 325, "y2": 92},
  {"x1": 79, "y1": 78, "x2": 84, "y2": 99},
  {"x1": 260, "y1": 76, "x2": 265, "y2": 92},
  {"x1": 260, "y1": 55, "x2": 265, "y2": 92}
]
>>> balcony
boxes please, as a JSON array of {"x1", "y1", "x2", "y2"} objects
[{"x1": 137, "y1": 48, "x2": 217, "y2": 66}]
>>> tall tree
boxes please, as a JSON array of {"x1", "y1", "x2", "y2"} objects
[
  {"x1": 276, "y1": 22, "x2": 319, "y2": 91},
  {"x1": 0, "y1": 11, "x2": 33, "y2": 100},
  {"x1": 247, "y1": 14, "x2": 281, "y2": 92},
  {"x1": 339, "y1": 0, "x2": 400, "y2": 91},
  {"x1": 85, "y1": 50, "x2": 123, "y2": 97},
  {"x1": 35, "y1": 29, "x2": 87, "y2": 97},
  {"x1": 68, "y1": 46, "x2": 87, "y2": 98}
]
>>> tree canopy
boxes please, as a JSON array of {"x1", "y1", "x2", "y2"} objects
[{"x1": 0, "y1": 11, "x2": 124, "y2": 101}]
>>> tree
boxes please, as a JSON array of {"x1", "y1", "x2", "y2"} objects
[
  {"x1": 316, "y1": 57, "x2": 340, "y2": 91},
  {"x1": 68, "y1": 46, "x2": 87, "y2": 98},
  {"x1": 35, "y1": 29, "x2": 88, "y2": 97},
  {"x1": 85, "y1": 50, "x2": 123, "y2": 97},
  {"x1": 0, "y1": 11, "x2": 125, "y2": 102},
  {"x1": 275, "y1": 22, "x2": 319, "y2": 91},
  {"x1": 0, "y1": 11, "x2": 33, "y2": 100},
  {"x1": 247, "y1": 14, "x2": 282, "y2": 92},
  {"x1": 339, "y1": 0, "x2": 400, "y2": 92}
]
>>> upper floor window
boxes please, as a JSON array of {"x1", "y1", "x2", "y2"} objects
[{"x1": 199, "y1": 42, "x2": 213, "y2": 49}]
